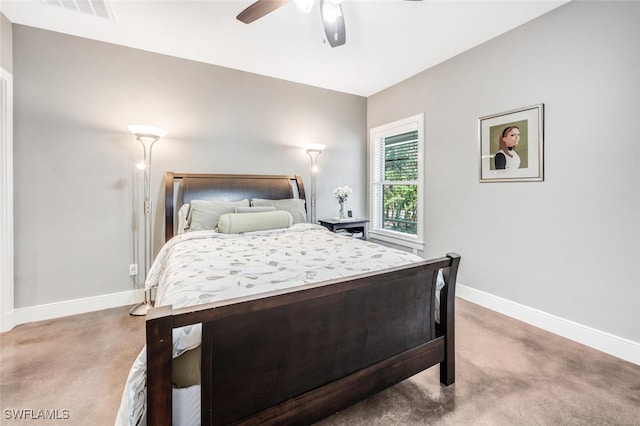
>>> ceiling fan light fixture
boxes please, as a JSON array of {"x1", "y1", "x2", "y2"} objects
[
  {"x1": 322, "y1": 0, "x2": 342, "y2": 23},
  {"x1": 293, "y1": 0, "x2": 315, "y2": 13}
]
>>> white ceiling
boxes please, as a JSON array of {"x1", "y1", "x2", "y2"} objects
[{"x1": 1, "y1": 0, "x2": 570, "y2": 96}]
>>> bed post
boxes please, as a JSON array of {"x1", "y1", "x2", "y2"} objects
[
  {"x1": 146, "y1": 305, "x2": 174, "y2": 426},
  {"x1": 440, "y1": 253, "x2": 460, "y2": 386}
]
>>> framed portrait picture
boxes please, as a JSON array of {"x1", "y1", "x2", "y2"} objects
[{"x1": 479, "y1": 103, "x2": 544, "y2": 182}]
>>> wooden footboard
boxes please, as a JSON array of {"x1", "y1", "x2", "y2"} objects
[{"x1": 146, "y1": 253, "x2": 460, "y2": 426}]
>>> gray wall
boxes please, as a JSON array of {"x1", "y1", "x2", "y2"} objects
[
  {"x1": 368, "y1": 0, "x2": 640, "y2": 342},
  {"x1": 13, "y1": 26, "x2": 366, "y2": 308},
  {"x1": 0, "y1": 12, "x2": 11, "y2": 72}
]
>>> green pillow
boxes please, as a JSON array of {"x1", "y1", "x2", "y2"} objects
[
  {"x1": 172, "y1": 346, "x2": 201, "y2": 388},
  {"x1": 250, "y1": 198, "x2": 307, "y2": 224},
  {"x1": 235, "y1": 206, "x2": 276, "y2": 213},
  {"x1": 217, "y1": 211, "x2": 293, "y2": 234},
  {"x1": 186, "y1": 199, "x2": 249, "y2": 231}
]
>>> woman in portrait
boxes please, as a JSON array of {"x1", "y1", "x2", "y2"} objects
[{"x1": 494, "y1": 125, "x2": 521, "y2": 170}]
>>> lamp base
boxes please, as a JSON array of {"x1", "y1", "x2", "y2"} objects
[{"x1": 129, "y1": 301, "x2": 154, "y2": 316}]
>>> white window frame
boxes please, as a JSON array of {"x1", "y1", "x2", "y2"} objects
[
  {"x1": 369, "y1": 113, "x2": 424, "y2": 252},
  {"x1": 1, "y1": 67, "x2": 14, "y2": 332}
]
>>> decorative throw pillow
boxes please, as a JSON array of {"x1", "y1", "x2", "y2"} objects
[
  {"x1": 234, "y1": 206, "x2": 276, "y2": 214},
  {"x1": 172, "y1": 346, "x2": 201, "y2": 388},
  {"x1": 177, "y1": 204, "x2": 191, "y2": 234},
  {"x1": 217, "y1": 211, "x2": 293, "y2": 234},
  {"x1": 186, "y1": 199, "x2": 250, "y2": 232},
  {"x1": 250, "y1": 198, "x2": 307, "y2": 224}
]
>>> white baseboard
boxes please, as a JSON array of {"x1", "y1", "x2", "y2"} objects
[
  {"x1": 8, "y1": 289, "x2": 145, "y2": 329},
  {"x1": 2, "y1": 310, "x2": 15, "y2": 332},
  {"x1": 456, "y1": 283, "x2": 640, "y2": 366}
]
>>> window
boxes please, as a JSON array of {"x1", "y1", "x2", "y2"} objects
[{"x1": 369, "y1": 114, "x2": 424, "y2": 251}]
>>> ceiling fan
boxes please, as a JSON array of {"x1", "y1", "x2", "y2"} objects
[{"x1": 235, "y1": 0, "x2": 348, "y2": 48}]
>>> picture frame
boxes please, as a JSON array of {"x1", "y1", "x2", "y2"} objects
[{"x1": 479, "y1": 103, "x2": 544, "y2": 182}]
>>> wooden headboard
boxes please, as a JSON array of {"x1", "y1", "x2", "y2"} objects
[{"x1": 164, "y1": 172, "x2": 306, "y2": 241}]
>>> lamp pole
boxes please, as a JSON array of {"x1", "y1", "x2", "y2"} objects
[
  {"x1": 306, "y1": 144, "x2": 325, "y2": 224},
  {"x1": 128, "y1": 125, "x2": 167, "y2": 316},
  {"x1": 140, "y1": 137, "x2": 157, "y2": 281}
]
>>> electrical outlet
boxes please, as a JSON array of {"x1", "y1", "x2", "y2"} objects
[{"x1": 129, "y1": 263, "x2": 138, "y2": 276}]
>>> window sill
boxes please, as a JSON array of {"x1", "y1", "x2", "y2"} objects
[{"x1": 368, "y1": 230, "x2": 424, "y2": 252}]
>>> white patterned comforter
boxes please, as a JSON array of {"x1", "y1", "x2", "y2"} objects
[{"x1": 116, "y1": 224, "x2": 426, "y2": 425}]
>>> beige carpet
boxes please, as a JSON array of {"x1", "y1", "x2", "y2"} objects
[{"x1": 1, "y1": 299, "x2": 639, "y2": 425}]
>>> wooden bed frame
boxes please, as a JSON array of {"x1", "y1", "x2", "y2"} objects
[{"x1": 146, "y1": 172, "x2": 460, "y2": 425}]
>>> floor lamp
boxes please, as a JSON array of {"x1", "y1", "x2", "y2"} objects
[
  {"x1": 128, "y1": 124, "x2": 167, "y2": 316},
  {"x1": 306, "y1": 144, "x2": 325, "y2": 224}
]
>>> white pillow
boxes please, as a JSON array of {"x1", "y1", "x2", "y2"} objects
[
  {"x1": 186, "y1": 199, "x2": 250, "y2": 232},
  {"x1": 177, "y1": 204, "x2": 190, "y2": 234},
  {"x1": 217, "y1": 211, "x2": 293, "y2": 234},
  {"x1": 234, "y1": 206, "x2": 276, "y2": 214},
  {"x1": 435, "y1": 269, "x2": 445, "y2": 324},
  {"x1": 250, "y1": 198, "x2": 307, "y2": 224}
]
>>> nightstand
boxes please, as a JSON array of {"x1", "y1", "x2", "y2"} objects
[{"x1": 318, "y1": 218, "x2": 369, "y2": 240}]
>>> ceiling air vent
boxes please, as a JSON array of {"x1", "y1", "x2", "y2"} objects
[{"x1": 41, "y1": 0, "x2": 115, "y2": 21}]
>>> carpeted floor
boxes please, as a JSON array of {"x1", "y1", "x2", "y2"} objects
[{"x1": 1, "y1": 299, "x2": 639, "y2": 425}]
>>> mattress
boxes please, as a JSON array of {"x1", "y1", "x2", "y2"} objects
[{"x1": 117, "y1": 223, "x2": 436, "y2": 426}]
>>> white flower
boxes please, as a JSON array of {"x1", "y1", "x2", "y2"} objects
[{"x1": 333, "y1": 185, "x2": 352, "y2": 202}]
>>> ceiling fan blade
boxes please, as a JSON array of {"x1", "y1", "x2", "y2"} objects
[
  {"x1": 237, "y1": 0, "x2": 291, "y2": 24},
  {"x1": 320, "y1": 0, "x2": 346, "y2": 48}
]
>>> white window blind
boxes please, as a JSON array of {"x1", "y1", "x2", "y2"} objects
[{"x1": 370, "y1": 114, "x2": 424, "y2": 251}]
